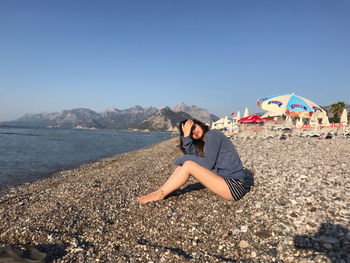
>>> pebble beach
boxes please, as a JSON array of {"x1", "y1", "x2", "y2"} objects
[{"x1": 1, "y1": 135, "x2": 349, "y2": 262}]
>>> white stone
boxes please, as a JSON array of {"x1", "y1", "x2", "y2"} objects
[
  {"x1": 239, "y1": 240, "x2": 249, "y2": 248},
  {"x1": 240, "y1": 225, "x2": 248, "y2": 232},
  {"x1": 232, "y1": 229, "x2": 240, "y2": 235},
  {"x1": 253, "y1": 212, "x2": 264, "y2": 218}
]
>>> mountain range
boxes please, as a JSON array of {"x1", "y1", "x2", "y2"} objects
[{"x1": 3, "y1": 103, "x2": 219, "y2": 131}]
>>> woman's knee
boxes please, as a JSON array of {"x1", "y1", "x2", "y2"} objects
[{"x1": 182, "y1": 160, "x2": 196, "y2": 170}]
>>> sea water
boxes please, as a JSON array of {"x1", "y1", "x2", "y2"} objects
[{"x1": 0, "y1": 126, "x2": 171, "y2": 189}]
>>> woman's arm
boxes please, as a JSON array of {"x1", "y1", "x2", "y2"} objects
[
  {"x1": 176, "y1": 130, "x2": 221, "y2": 169},
  {"x1": 181, "y1": 120, "x2": 197, "y2": 155},
  {"x1": 181, "y1": 136, "x2": 198, "y2": 155}
]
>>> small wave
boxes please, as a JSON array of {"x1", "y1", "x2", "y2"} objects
[{"x1": 0, "y1": 132, "x2": 41, "y2": 137}]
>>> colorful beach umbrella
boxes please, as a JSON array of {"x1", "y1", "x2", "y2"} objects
[
  {"x1": 261, "y1": 111, "x2": 282, "y2": 119},
  {"x1": 257, "y1": 93, "x2": 323, "y2": 118}
]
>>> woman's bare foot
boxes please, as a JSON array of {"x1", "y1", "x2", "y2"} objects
[{"x1": 137, "y1": 189, "x2": 164, "y2": 204}]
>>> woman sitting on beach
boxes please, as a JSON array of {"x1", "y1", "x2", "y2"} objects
[{"x1": 137, "y1": 119, "x2": 253, "y2": 204}]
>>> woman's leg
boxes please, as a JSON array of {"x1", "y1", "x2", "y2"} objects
[
  {"x1": 137, "y1": 166, "x2": 185, "y2": 204},
  {"x1": 181, "y1": 160, "x2": 233, "y2": 200},
  {"x1": 137, "y1": 160, "x2": 233, "y2": 204}
]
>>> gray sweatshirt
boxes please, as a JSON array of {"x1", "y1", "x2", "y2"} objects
[{"x1": 175, "y1": 129, "x2": 250, "y2": 186}]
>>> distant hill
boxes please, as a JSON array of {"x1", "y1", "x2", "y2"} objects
[
  {"x1": 4, "y1": 103, "x2": 219, "y2": 131},
  {"x1": 132, "y1": 107, "x2": 193, "y2": 131},
  {"x1": 172, "y1": 102, "x2": 219, "y2": 125},
  {"x1": 97, "y1": 105, "x2": 158, "y2": 129}
]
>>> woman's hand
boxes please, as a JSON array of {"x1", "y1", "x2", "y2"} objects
[{"x1": 182, "y1": 120, "x2": 194, "y2": 137}]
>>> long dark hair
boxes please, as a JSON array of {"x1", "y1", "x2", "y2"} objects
[{"x1": 178, "y1": 119, "x2": 210, "y2": 157}]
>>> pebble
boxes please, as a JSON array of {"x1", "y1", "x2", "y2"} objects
[
  {"x1": 231, "y1": 229, "x2": 240, "y2": 235},
  {"x1": 1, "y1": 136, "x2": 349, "y2": 262},
  {"x1": 323, "y1": 243, "x2": 333, "y2": 249},
  {"x1": 268, "y1": 248, "x2": 278, "y2": 257},
  {"x1": 240, "y1": 225, "x2": 248, "y2": 232},
  {"x1": 239, "y1": 240, "x2": 250, "y2": 248}
]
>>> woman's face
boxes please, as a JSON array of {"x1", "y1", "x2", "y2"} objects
[{"x1": 191, "y1": 123, "x2": 203, "y2": 140}]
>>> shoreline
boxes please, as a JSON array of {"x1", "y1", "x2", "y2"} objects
[
  {"x1": 1, "y1": 136, "x2": 349, "y2": 262},
  {"x1": 0, "y1": 136, "x2": 174, "y2": 197},
  {"x1": 0, "y1": 127, "x2": 172, "y2": 193}
]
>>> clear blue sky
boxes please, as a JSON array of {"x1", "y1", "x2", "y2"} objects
[{"x1": 1, "y1": 0, "x2": 349, "y2": 121}]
